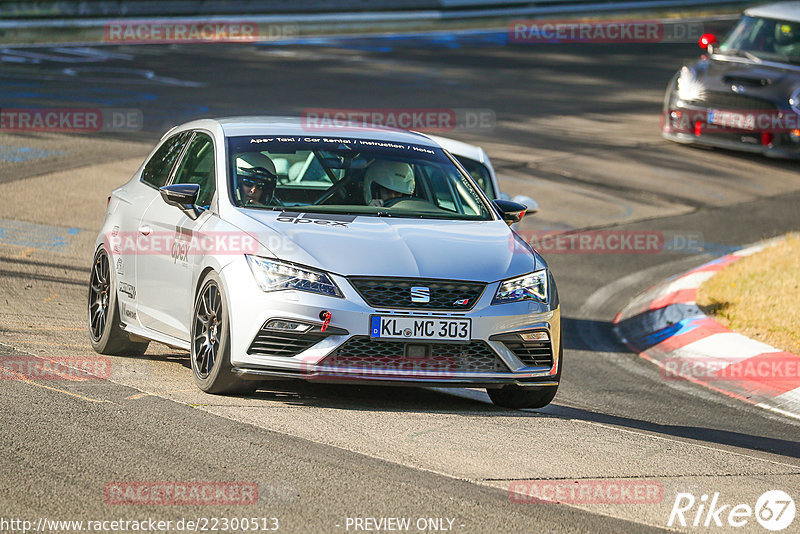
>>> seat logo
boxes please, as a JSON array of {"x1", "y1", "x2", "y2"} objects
[{"x1": 410, "y1": 287, "x2": 430, "y2": 303}]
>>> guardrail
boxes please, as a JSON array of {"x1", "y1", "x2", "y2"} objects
[{"x1": 0, "y1": 0, "x2": 750, "y2": 20}]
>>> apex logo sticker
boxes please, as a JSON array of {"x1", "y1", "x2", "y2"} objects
[
  {"x1": 453, "y1": 298, "x2": 469, "y2": 306},
  {"x1": 276, "y1": 212, "x2": 355, "y2": 228}
]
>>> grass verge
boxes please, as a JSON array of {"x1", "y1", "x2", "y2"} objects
[{"x1": 697, "y1": 234, "x2": 800, "y2": 355}]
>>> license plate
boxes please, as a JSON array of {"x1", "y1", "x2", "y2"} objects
[
  {"x1": 707, "y1": 108, "x2": 756, "y2": 130},
  {"x1": 370, "y1": 316, "x2": 471, "y2": 341}
]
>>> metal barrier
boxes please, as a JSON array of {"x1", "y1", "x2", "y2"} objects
[{"x1": 0, "y1": 0, "x2": 749, "y2": 19}]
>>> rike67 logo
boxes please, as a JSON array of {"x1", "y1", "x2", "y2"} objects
[{"x1": 668, "y1": 490, "x2": 795, "y2": 531}]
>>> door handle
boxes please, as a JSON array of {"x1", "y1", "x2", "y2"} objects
[{"x1": 138, "y1": 225, "x2": 151, "y2": 236}]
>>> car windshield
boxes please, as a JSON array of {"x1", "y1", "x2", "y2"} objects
[
  {"x1": 453, "y1": 155, "x2": 496, "y2": 199},
  {"x1": 227, "y1": 136, "x2": 494, "y2": 220},
  {"x1": 719, "y1": 15, "x2": 800, "y2": 63}
]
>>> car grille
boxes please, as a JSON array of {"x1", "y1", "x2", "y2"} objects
[
  {"x1": 348, "y1": 277, "x2": 486, "y2": 311},
  {"x1": 501, "y1": 339, "x2": 553, "y2": 367},
  {"x1": 689, "y1": 91, "x2": 776, "y2": 111},
  {"x1": 247, "y1": 327, "x2": 326, "y2": 357},
  {"x1": 319, "y1": 336, "x2": 508, "y2": 374}
]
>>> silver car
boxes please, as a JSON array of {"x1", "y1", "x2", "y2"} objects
[{"x1": 88, "y1": 117, "x2": 561, "y2": 408}]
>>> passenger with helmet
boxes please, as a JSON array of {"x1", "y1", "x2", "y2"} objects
[
  {"x1": 774, "y1": 21, "x2": 800, "y2": 57},
  {"x1": 363, "y1": 159, "x2": 416, "y2": 207},
  {"x1": 235, "y1": 152, "x2": 278, "y2": 207}
]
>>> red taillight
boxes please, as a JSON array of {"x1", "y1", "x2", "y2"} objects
[
  {"x1": 761, "y1": 132, "x2": 773, "y2": 146},
  {"x1": 694, "y1": 120, "x2": 703, "y2": 136},
  {"x1": 107, "y1": 196, "x2": 111, "y2": 208}
]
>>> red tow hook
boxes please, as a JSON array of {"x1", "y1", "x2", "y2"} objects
[{"x1": 320, "y1": 310, "x2": 332, "y2": 333}]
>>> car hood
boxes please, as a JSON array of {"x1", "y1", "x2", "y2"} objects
[
  {"x1": 232, "y1": 209, "x2": 542, "y2": 281},
  {"x1": 693, "y1": 56, "x2": 800, "y2": 99}
]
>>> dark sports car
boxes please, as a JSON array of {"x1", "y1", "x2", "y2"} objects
[{"x1": 663, "y1": 1, "x2": 800, "y2": 158}]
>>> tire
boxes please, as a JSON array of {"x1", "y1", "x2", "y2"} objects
[
  {"x1": 487, "y1": 340, "x2": 562, "y2": 409},
  {"x1": 190, "y1": 272, "x2": 258, "y2": 395},
  {"x1": 88, "y1": 248, "x2": 149, "y2": 356}
]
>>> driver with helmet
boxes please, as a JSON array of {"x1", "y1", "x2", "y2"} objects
[
  {"x1": 235, "y1": 152, "x2": 278, "y2": 207},
  {"x1": 363, "y1": 160, "x2": 415, "y2": 207},
  {"x1": 774, "y1": 22, "x2": 800, "y2": 57}
]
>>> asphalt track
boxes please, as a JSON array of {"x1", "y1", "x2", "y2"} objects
[{"x1": 2, "y1": 20, "x2": 800, "y2": 533}]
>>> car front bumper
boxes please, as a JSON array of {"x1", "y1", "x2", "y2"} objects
[{"x1": 221, "y1": 257, "x2": 561, "y2": 388}]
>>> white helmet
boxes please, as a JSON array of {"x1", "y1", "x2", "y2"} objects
[
  {"x1": 236, "y1": 152, "x2": 277, "y2": 176},
  {"x1": 363, "y1": 160, "x2": 415, "y2": 204}
]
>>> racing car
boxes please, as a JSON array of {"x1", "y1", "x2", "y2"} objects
[
  {"x1": 88, "y1": 117, "x2": 561, "y2": 408},
  {"x1": 663, "y1": 1, "x2": 800, "y2": 157}
]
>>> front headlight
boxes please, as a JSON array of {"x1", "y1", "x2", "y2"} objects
[
  {"x1": 245, "y1": 256, "x2": 343, "y2": 298},
  {"x1": 790, "y1": 87, "x2": 800, "y2": 114},
  {"x1": 676, "y1": 66, "x2": 704, "y2": 102},
  {"x1": 493, "y1": 270, "x2": 548, "y2": 305}
]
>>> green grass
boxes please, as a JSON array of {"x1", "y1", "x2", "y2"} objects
[{"x1": 697, "y1": 235, "x2": 800, "y2": 355}]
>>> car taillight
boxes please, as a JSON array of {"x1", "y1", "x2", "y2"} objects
[
  {"x1": 694, "y1": 120, "x2": 703, "y2": 136},
  {"x1": 107, "y1": 196, "x2": 111, "y2": 208}
]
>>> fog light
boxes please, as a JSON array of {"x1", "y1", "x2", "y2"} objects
[
  {"x1": 265, "y1": 319, "x2": 310, "y2": 332},
  {"x1": 520, "y1": 331, "x2": 549, "y2": 342}
]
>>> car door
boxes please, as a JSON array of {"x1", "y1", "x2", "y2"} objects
[
  {"x1": 135, "y1": 131, "x2": 218, "y2": 340},
  {"x1": 115, "y1": 130, "x2": 192, "y2": 325}
]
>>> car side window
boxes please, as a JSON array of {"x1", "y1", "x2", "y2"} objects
[
  {"x1": 141, "y1": 131, "x2": 191, "y2": 188},
  {"x1": 172, "y1": 132, "x2": 216, "y2": 208}
]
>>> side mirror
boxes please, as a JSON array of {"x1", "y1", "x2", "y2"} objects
[
  {"x1": 498, "y1": 192, "x2": 540, "y2": 215},
  {"x1": 511, "y1": 194, "x2": 539, "y2": 215},
  {"x1": 160, "y1": 183, "x2": 201, "y2": 219},
  {"x1": 493, "y1": 199, "x2": 527, "y2": 225},
  {"x1": 699, "y1": 33, "x2": 717, "y2": 53}
]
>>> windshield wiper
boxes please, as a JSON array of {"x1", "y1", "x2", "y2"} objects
[{"x1": 725, "y1": 49, "x2": 762, "y2": 63}]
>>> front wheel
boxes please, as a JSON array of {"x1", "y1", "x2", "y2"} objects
[
  {"x1": 487, "y1": 341, "x2": 562, "y2": 409},
  {"x1": 191, "y1": 272, "x2": 258, "y2": 395},
  {"x1": 487, "y1": 384, "x2": 558, "y2": 409}
]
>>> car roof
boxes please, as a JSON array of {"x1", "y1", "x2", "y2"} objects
[
  {"x1": 421, "y1": 133, "x2": 487, "y2": 164},
  {"x1": 745, "y1": 1, "x2": 800, "y2": 22},
  {"x1": 167, "y1": 116, "x2": 441, "y2": 147}
]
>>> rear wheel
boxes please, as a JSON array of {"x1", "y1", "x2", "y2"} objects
[
  {"x1": 88, "y1": 248, "x2": 149, "y2": 355},
  {"x1": 191, "y1": 272, "x2": 258, "y2": 395},
  {"x1": 487, "y1": 341, "x2": 562, "y2": 409}
]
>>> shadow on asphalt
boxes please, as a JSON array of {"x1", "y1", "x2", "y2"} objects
[
  {"x1": 563, "y1": 317, "x2": 628, "y2": 353},
  {"x1": 139, "y1": 338, "x2": 799, "y2": 460},
  {"x1": 544, "y1": 404, "x2": 800, "y2": 460},
  {"x1": 239, "y1": 381, "x2": 800, "y2": 460}
]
